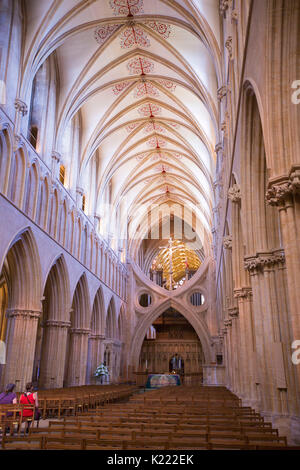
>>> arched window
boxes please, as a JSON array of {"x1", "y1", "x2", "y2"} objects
[
  {"x1": 28, "y1": 125, "x2": 38, "y2": 150},
  {"x1": 82, "y1": 194, "x2": 86, "y2": 212},
  {"x1": 59, "y1": 165, "x2": 66, "y2": 185}
]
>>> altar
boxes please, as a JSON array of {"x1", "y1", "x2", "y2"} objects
[{"x1": 146, "y1": 373, "x2": 181, "y2": 389}]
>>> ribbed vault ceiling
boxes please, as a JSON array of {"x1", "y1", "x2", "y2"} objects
[{"x1": 23, "y1": 0, "x2": 221, "y2": 267}]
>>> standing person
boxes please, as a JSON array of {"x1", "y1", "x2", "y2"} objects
[{"x1": 19, "y1": 382, "x2": 40, "y2": 433}]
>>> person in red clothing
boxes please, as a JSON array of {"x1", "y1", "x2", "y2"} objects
[{"x1": 19, "y1": 382, "x2": 39, "y2": 433}]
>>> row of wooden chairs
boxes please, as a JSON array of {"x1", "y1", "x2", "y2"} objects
[
  {"x1": 0, "y1": 404, "x2": 37, "y2": 437},
  {"x1": 27, "y1": 422, "x2": 287, "y2": 444},
  {"x1": 1, "y1": 385, "x2": 294, "y2": 450},
  {"x1": 36, "y1": 385, "x2": 136, "y2": 419},
  {"x1": 1, "y1": 433, "x2": 289, "y2": 450}
]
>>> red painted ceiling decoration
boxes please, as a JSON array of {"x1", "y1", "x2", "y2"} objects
[
  {"x1": 143, "y1": 122, "x2": 166, "y2": 134},
  {"x1": 147, "y1": 136, "x2": 167, "y2": 148},
  {"x1": 125, "y1": 122, "x2": 141, "y2": 133},
  {"x1": 127, "y1": 56, "x2": 155, "y2": 75},
  {"x1": 144, "y1": 21, "x2": 172, "y2": 39},
  {"x1": 155, "y1": 164, "x2": 170, "y2": 172},
  {"x1": 136, "y1": 152, "x2": 149, "y2": 161},
  {"x1": 136, "y1": 151, "x2": 178, "y2": 162},
  {"x1": 172, "y1": 152, "x2": 182, "y2": 159},
  {"x1": 112, "y1": 81, "x2": 132, "y2": 95},
  {"x1": 160, "y1": 185, "x2": 172, "y2": 194},
  {"x1": 94, "y1": 24, "x2": 121, "y2": 46},
  {"x1": 109, "y1": 0, "x2": 144, "y2": 16},
  {"x1": 138, "y1": 103, "x2": 162, "y2": 117},
  {"x1": 167, "y1": 121, "x2": 180, "y2": 129},
  {"x1": 157, "y1": 79, "x2": 177, "y2": 92},
  {"x1": 120, "y1": 24, "x2": 150, "y2": 49},
  {"x1": 133, "y1": 81, "x2": 160, "y2": 98}
]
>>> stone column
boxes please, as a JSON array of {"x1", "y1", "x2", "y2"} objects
[
  {"x1": 266, "y1": 171, "x2": 300, "y2": 411},
  {"x1": 39, "y1": 320, "x2": 71, "y2": 389},
  {"x1": 4, "y1": 308, "x2": 41, "y2": 391},
  {"x1": 66, "y1": 327, "x2": 90, "y2": 386},
  {"x1": 86, "y1": 334, "x2": 105, "y2": 384},
  {"x1": 233, "y1": 288, "x2": 257, "y2": 407},
  {"x1": 222, "y1": 322, "x2": 231, "y2": 389},
  {"x1": 228, "y1": 307, "x2": 241, "y2": 396},
  {"x1": 244, "y1": 251, "x2": 287, "y2": 416}
]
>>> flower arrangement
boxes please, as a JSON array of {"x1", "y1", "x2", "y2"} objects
[{"x1": 94, "y1": 363, "x2": 109, "y2": 377}]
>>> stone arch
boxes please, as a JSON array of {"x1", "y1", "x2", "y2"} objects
[
  {"x1": 86, "y1": 286, "x2": 105, "y2": 384},
  {"x1": 0, "y1": 125, "x2": 13, "y2": 195},
  {"x1": 48, "y1": 188, "x2": 59, "y2": 239},
  {"x1": 8, "y1": 146, "x2": 27, "y2": 208},
  {"x1": 70, "y1": 273, "x2": 90, "y2": 329},
  {"x1": 64, "y1": 273, "x2": 91, "y2": 386},
  {"x1": 90, "y1": 286, "x2": 105, "y2": 336},
  {"x1": 0, "y1": 227, "x2": 42, "y2": 390},
  {"x1": 117, "y1": 304, "x2": 126, "y2": 342},
  {"x1": 130, "y1": 299, "x2": 213, "y2": 372},
  {"x1": 105, "y1": 296, "x2": 117, "y2": 340},
  {"x1": 33, "y1": 254, "x2": 71, "y2": 388},
  {"x1": 241, "y1": 81, "x2": 281, "y2": 254},
  {"x1": 24, "y1": 161, "x2": 39, "y2": 219},
  {"x1": 0, "y1": 227, "x2": 42, "y2": 310},
  {"x1": 35, "y1": 175, "x2": 50, "y2": 229},
  {"x1": 237, "y1": 79, "x2": 292, "y2": 415},
  {"x1": 58, "y1": 198, "x2": 68, "y2": 246}
]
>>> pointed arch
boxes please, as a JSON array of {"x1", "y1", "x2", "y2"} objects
[
  {"x1": 90, "y1": 286, "x2": 105, "y2": 336},
  {"x1": 70, "y1": 273, "x2": 91, "y2": 329},
  {"x1": 1, "y1": 227, "x2": 42, "y2": 310},
  {"x1": 130, "y1": 299, "x2": 213, "y2": 371},
  {"x1": 0, "y1": 125, "x2": 13, "y2": 195},
  {"x1": 8, "y1": 147, "x2": 27, "y2": 208},
  {"x1": 105, "y1": 296, "x2": 117, "y2": 340},
  {"x1": 241, "y1": 81, "x2": 281, "y2": 254},
  {"x1": 24, "y1": 161, "x2": 39, "y2": 219}
]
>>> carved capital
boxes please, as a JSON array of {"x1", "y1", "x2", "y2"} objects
[
  {"x1": 223, "y1": 235, "x2": 232, "y2": 250},
  {"x1": 14, "y1": 98, "x2": 28, "y2": 116},
  {"x1": 215, "y1": 142, "x2": 223, "y2": 154},
  {"x1": 217, "y1": 85, "x2": 228, "y2": 102},
  {"x1": 228, "y1": 184, "x2": 241, "y2": 203},
  {"x1": 231, "y1": 9, "x2": 238, "y2": 22},
  {"x1": 225, "y1": 36, "x2": 233, "y2": 60},
  {"x1": 45, "y1": 320, "x2": 71, "y2": 329},
  {"x1": 219, "y1": 0, "x2": 229, "y2": 16},
  {"x1": 228, "y1": 306, "x2": 239, "y2": 317},
  {"x1": 6, "y1": 309, "x2": 41, "y2": 319},
  {"x1": 89, "y1": 334, "x2": 105, "y2": 340},
  {"x1": 233, "y1": 287, "x2": 252, "y2": 301},
  {"x1": 220, "y1": 120, "x2": 227, "y2": 134},
  {"x1": 76, "y1": 187, "x2": 84, "y2": 197},
  {"x1": 244, "y1": 250, "x2": 285, "y2": 273},
  {"x1": 13, "y1": 134, "x2": 24, "y2": 152},
  {"x1": 70, "y1": 327, "x2": 91, "y2": 335},
  {"x1": 266, "y1": 167, "x2": 300, "y2": 207},
  {"x1": 52, "y1": 151, "x2": 61, "y2": 163}
]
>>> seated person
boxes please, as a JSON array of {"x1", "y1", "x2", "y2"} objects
[
  {"x1": 19, "y1": 382, "x2": 39, "y2": 432},
  {"x1": 0, "y1": 383, "x2": 17, "y2": 434}
]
